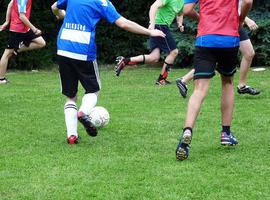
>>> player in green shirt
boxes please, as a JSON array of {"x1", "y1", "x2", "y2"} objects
[{"x1": 115, "y1": 0, "x2": 184, "y2": 85}]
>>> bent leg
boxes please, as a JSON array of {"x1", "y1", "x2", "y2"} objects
[{"x1": 18, "y1": 36, "x2": 46, "y2": 53}]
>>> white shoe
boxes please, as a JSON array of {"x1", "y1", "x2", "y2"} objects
[{"x1": 0, "y1": 78, "x2": 8, "y2": 84}]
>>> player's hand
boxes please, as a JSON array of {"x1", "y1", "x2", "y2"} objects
[
  {"x1": 148, "y1": 23, "x2": 155, "y2": 30},
  {"x1": 34, "y1": 28, "x2": 42, "y2": 36},
  {"x1": 246, "y1": 19, "x2": 258, "y2": 31},
  {"x1": 178, "y1": 25, "x2": 184, "y2": 32},
  {"x1": 149, "y1": 29, "x2": 166, "y2": 38},
  {"x1": 0, "y1": 22, "x2": 9, "y2": 32}
]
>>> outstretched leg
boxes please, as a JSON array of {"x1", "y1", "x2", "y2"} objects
[{"x1": 115, "y1": 48, "x2": 160, "y2": 76}]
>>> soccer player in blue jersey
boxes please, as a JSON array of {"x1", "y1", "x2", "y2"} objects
[
  {"x1": 175, "y1": 0, "x2": 253, "y2": 161},
  {"x1": 51, "y1": 0, "x2": 166, "y2": 144}
]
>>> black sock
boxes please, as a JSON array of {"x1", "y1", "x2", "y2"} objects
[{"x1": 222, "y1": 126, "x2": 230, "y2": 134}]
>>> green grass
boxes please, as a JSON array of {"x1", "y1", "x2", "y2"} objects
[{"x1": 0, "y1": 67, "x2": 270, "y2": 200}]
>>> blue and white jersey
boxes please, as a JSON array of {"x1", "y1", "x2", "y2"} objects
[{"x1": 56, "y1": 0, "x2": 121, "y2": 61}]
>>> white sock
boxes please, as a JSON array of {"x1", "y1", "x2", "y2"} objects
[
  {"x1": 64, "y1": 101, "x2": 78, "y2": 138},
  {"x1": 79, "y1": 93, "x2": 97, "y2": 115}
]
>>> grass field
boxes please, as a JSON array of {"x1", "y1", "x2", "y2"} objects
[{"x1": 0, "y1": 67, "x2": 270, "y2": 200}]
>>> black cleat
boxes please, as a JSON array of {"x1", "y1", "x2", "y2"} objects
[
  {"x1": 176, "y1": 78, "x2": 188, "y2": 98},
  {"x1": 115, "y1": 56, "x2": 126, "y2": 76},
  {"x1": 237, "y1": 85, "x2": 260, "y2": 95},
  {"x1": 78, "y1": 112, "x2": 98, "y2": 137}
]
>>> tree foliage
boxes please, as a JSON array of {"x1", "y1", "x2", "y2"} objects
[{"x1": 0, "y1": 0, "x2": 269, "y2": 69}]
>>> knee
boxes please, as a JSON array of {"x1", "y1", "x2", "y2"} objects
[
  {"x1": 148, "y1": 55, "x2": 160, "y2": 63},
  {"x1": 170, "y1": 49, "x2": 179, "y2": 58},
  {"x1": 39, "y1": 39, "x2": 46, "y2": 48},
  {"x1": 4, "y1": 49, "x2": 15, "y2": 59},
  {"x1": 193, "y1": 88, "x2": 207, "y2": 101},
  {"x1": 244, "y1": 49, "x2": 255, "y2": 61}
]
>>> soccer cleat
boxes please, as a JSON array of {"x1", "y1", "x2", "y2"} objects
[
  {"x1": 115, "y1": 56, "x2": 126, "y2": 76},
  {"x1": 0, "y1": 78, "x2": 9, "y2": 84},
  {"x1": 78, "y1": 111, "x2": 98, "y2": 137},
  {"x1": 176, "y1": 78, "x2": 188, "y2": 98},
  {"x1": 155, "y1": 79, "x2": 171, "y2": 86},
  {"x1": 67, "y1": 135, "x2": 79, "y2": 144},
  {"x1": 175, "y1": 129, "x2": 192, "y2": 161},
  {"x1": 237, "y1": 85, "x2": 260, "y2": 95},
  {"x1": 220, "y1": 132, "x2": 238, "y2": 146}
]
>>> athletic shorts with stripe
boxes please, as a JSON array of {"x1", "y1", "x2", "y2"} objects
[
  {"x1": 57, "y1": 55, "x2": 101, "y2": 98},
  {"x1": 7, "y1": 30, "x2": 40, "y2": 49},
  {"x1": 149, "y1": 25, "x2": 177, "y2": 53},
  {"x1": 193, "y1": 47, "x2": 239, "y2": 79}
]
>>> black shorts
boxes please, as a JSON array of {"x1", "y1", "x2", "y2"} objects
[
  {"x1": 7, "y1": 30, "x2": 40, "y2": 49},
  {"x1": 239, "y1": 27, "x2": 249, "y2": 42},
  {"x1": 194, "y1": 47, "x2": 239, "y2": 79},
  {"x1": 57, "y1": 55, "x2": 101, "y2": 98},
  {"x1": 149, "y1": 25, "x2": 177, "y2": 53}
]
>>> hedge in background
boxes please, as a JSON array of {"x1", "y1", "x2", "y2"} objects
[
  {"x1": 0, "y1": 0, "x2": 269, "y2": 69},
  {"x1": 172, "y1": 2, "x2": 270, "y2": 67}
]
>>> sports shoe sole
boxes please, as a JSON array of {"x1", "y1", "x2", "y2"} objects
[
  {"x1": 115, "y1": 56, "x2": 125, "y2": 76},
  {"x1": 221, "y1": 141, "x2": 237, "y2": 146},
  {"x1": 176, "y1": 148, "x2": 188, "y2": 161},
  {"x1": 182, "y1": 133, "x2": 192, "y2": 145},
  {"x1": 176, "y1": 79, "x2": 187, "y2": 98}
]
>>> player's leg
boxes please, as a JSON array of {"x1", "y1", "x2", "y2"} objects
[
  {"x1": 176, "y1": 47, "x2": 216, "y2": 161},
  {"x1": 18, "y1": 36, "x2": 46, "y2": 53},
  {"x1": 156, "y1": 48, "x2": 178, "y2": 85},
  {"x1": 155, "y1": 25, "x2": 178, "y2": 85},
  {"x1": 0, "y1": 31, "x2": 21, "y2": 83},
  {"x1": 0, "y1": 49, "x2": 15, "y2": 83},
  {"x1": 216, "y1": 47, "x2": 238, "y2": 146},
  {"x1": 176, "y1": 78, "x2": 211, "y2": 161},
  {"x1": 237, "y1": 38, "x2": 260, "y2": 95},
  {"x1": 115, "y1": 48, "x2": 160, "y2": 76},
  {"x1": 220, "y1": 75, "x2": 238, "y2": 145},
  {"x1": 58, "y1": 55, "x2": 80, "y2": 144},
  {"x1": 77, "y1": 60, "x2": 100, "y2": 137},
  {"x1": 176, "y1": 68, "x2": 195, "y2": 98}
]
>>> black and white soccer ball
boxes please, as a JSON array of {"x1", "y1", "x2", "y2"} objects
[{"x1": 89, "y1": 106, "x2": 110, "y2": 128}]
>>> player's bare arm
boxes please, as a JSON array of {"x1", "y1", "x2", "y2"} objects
[
  {"x1": 240, "y1": 0, "x2": 253, "y2": 25},
  {"x1": 115, "y1": 16, "x2": 166, "y2": 38},
  {"x1": 148, "y1": 0, "x2": 164, "y2": 30},
  {"x1": 51, "y1": 2, "x2": 66, "y2": 20},
  {"x1": 0, "y1": 0, "x2": 13, "y2": 31},
  {"x1": 244, "y1": 16, "x2": 258, "y2": 31},
  {"x1": 19, "y1": 13, "x2": 41, "y2": 35},
  {"x1": 183, "y1": 3, "x2": 199, "y2": 20},
  {"x1": 176, "y1": 13, "x2": 184, "y2": 32}
]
